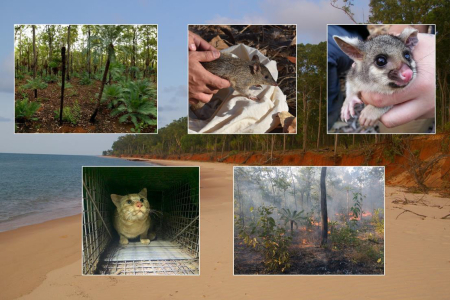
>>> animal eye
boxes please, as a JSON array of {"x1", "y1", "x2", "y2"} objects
[
  {"x1": 375, "y1": 55, "x2": 387, "y2": 67},
  {"x1": 140, "y1": 198, "x2": 144, "y2": 202},
  {"x1": 403, "y1": 51, "x2": 411, "y2": 61},
  {"x1": 127, "y1": 200, "x2": 132, "y2": 204}
]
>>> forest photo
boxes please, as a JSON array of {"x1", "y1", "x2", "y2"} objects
[
  {"x1": 234, "y1": 166, "x2": 385, "y2": 275},
  {"x1": 14, "y1": 24, "x2": 157, "y2": 133}
]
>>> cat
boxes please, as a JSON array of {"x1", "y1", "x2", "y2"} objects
[{"x1": 111, "y1": 188, "x2": 156, "y2": 245}]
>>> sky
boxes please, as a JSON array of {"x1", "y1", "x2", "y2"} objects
[{"x1": 0, "y1": 0, "x2": 370, "y2": 155}]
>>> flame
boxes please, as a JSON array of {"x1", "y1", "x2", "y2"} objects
[
  {"x1": 362, "y1": 212, "x2": 372, "y2": 217},
  {"x1": 302, "y1": 239, "x2": 307, "y2": 244}
]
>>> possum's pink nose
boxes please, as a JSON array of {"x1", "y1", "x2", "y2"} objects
[
  {"x1": 399, "y1": 65, "x2": 413, "y2": 82},
  {"x1": 136, "y1": 202, "x2": 143, "y2": 208}
]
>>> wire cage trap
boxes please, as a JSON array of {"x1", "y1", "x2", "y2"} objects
[{"x1": 82, "y1": 166, "x2": 199, "y2": 275}]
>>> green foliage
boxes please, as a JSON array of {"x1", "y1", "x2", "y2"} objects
[
  {"x1": 330, "y1": 224, "x2": 358, "y2": 250},
  {"x1": 22, "y1": 78, "x2": 48, "y2": 91},
  {"x1": 383, "y1": 136, "x2": 404, "y2": 163},
  {"x1": 54, "y1": 101, "x2": 81, "y2": 125},
  {"x1": 279, "y1": 208, "x2": 306, "y2": 235},
  {"x1": 79, "y1": 73, "x2": 92, "y2": 85},
  {"x1": 350, "y1": 192, "x2": 364, "y2": 220},
  {"x1": 58, "y1": 81, "x2": 73, "y2": 89},
  {"x1": 102, "y1": 84, "x2": 122, "y2": 106},
  {"x1": 15, "y1": 73, "x2": 25, "y2": 80},
  {"x1": 15, "y1": 97, "x2": 40, "y2": 121},
  {"x1": 236, "y1": 206, "x2": 292, "y2": 273},
  {"x1": 111, "y1": 81, "x2": 157, "y2": 127},
  {"x1": 371, "y1": 208, "x2": 384, "y2": 235},
  {"x1": 43, "y1": 75, "x2": 58, "y2": 83}
]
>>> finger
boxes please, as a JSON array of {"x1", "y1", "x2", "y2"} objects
[
  {"x1": 192, "y1": 92, "x2": 213, "y2": 104},
  {"x1": 380, "y1": 99, "x2": 423, "y2": 128},
  {"x1": 192, "y1": 50, "x2": 220, "y2": 62},
  {"x1": 204, "y1": 72, "x2": 231, "y2": 90}
]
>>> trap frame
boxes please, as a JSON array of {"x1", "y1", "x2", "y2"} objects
[{"x1": 82, "y1": 166, "x2": 199, "y2": 275}]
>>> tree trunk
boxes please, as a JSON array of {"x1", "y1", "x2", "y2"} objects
[
  {"x1": 66, "y1": 25, "x2": 71, "y2": 81},
  {"x1": 32, "y1": 25, "x2": 37, "y2": 98},
  {"x1": 317, "y1": 83, "x2": 321, "y2": 149},
  {"x1": 320, "y1": 167, "x2": 328, "y2": 247},
  {"x1": 302, "y1": 90, "x2": 308, "y2": 152},
  {"x1": 59, "y1": 47, "x2": 66, "y2": 125},
  {"x1": 334, "y1": 135, "x2": 338, "y2": 159},
  {"x1": 87, "y1": 26, "x2": 91, "y2": 78},
  {"x1": 90, "y1": 43, "x2": 113, "y2": 123}
]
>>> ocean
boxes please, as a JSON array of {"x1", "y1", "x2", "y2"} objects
[{"x1": 0, "y1": 153, "x2": 153, "y2": 232}]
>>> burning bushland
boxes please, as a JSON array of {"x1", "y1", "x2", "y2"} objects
[{"x1": 234, "y1": 166, "x2": 384, "y2": 275}]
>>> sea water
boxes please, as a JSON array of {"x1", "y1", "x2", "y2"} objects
[{"x1": 0, "y1": 153, "x2": 153, "y2": 232}]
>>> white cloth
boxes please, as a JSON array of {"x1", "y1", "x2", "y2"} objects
[{"x1": 189, "y1": 44, "x2": 289, "y2": 134}]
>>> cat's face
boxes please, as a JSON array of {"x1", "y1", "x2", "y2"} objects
[{"x1": 111, "y1": 188, "x2": 150, "y2": 221}]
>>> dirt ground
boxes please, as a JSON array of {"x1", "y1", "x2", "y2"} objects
[{"x1": 15, "y1": 77, "x2": 157, "y2": 133}]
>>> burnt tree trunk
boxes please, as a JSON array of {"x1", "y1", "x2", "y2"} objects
[
  {"x1": 320, "y1": 167, "x2": 328, "y2": 247},
  {"x1": 90, "y1": 43, "x2": 113, "y2": 123},
  {"x1": 59, "y1": 47, "x2": 66, "y2": 126}
]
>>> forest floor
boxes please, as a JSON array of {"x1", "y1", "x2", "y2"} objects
[
  {"x1": 15, "y1": 76, "x2": 157, "y2": 133},
  {"x1": 234, "y1": 224, "x2": 384, "y2": 275}
]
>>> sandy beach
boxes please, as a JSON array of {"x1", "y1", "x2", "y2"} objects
[{"x1": 1, "y1": 159, "x2": 449, "y2": 299}]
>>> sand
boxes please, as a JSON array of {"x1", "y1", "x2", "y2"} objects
[{"x1": 1, "y1": 159, "x2": 449, "y2": 300}]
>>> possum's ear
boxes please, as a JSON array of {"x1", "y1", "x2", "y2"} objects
[
  {"x1": 399, "y1": 27, "x2": 418, "y2": 50},
  {"x1": 139, "y1": 188, "x2": 147, "y2": 199},
  {"x1": 111, "y1": 194, "x2": 122, "y2": 208},
  {"x1": 333, "y1": 35, "x2": 364, "y2": 61}
]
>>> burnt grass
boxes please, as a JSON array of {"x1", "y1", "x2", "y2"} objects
[
  {"x1": 234, "y1": 232, "x2": 384, "y2": 275},
  {"x1": 15, "y1": 76, "x2": 157, "y2": 133}
]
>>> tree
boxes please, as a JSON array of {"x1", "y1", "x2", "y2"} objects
[
  {"x1": 320, "y1": 167, "x2": 328, "y2": 247},
  {"x1": 89, "y1": 25, "x2": 123, "y2": 123},
  {"x1": 280, "y1": 208, "x2": 305, "y2": 235}
]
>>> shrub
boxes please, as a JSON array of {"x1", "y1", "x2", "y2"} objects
[
  {"x1": 43, "y1": 75, "x2": 58, "y2": 83},
  {"x1": 110, "y1": 85, "x2": 157, "y2": 128},
  {"x1": 54, "y1": 101, "x2": 81, "y2": 125},
  {"x1": 330, "y1": 224, "x2": 358, "y2": 250},
  {"x1": 236, "y1": 206, "x2": 292, "y2": 273},
  {"x1": 22, "y1": 78, "x2": 48, "y2": 91},
  {"x1": 79, "y1": 73, "x2": 91, "y2": 85},
  {"x1": 15, "y1": 97, "x2": 40, "y2": 121}
]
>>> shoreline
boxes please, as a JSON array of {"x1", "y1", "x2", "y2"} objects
[{"x1": 1, "y1": 160, "x2": 449, "y2": 299}]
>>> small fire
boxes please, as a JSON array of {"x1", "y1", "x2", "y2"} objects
[
  {"x1": 302, "y1": 239, "x2": 307, "y2": 244},
  {"x1": 362, "y1": 212, "x2": 372, "y2": 217}
]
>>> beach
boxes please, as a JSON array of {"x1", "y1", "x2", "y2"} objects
[{"x1": 1, "y1": 159, "x2": 449, "y2": 299}]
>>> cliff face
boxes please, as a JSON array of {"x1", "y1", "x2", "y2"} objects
[{"x1": 120, "y1": 134, "x2": 450, "y2": 189}]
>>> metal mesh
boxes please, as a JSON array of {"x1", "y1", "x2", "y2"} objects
[
  {"x1": 163, "y1": 182, "x2": 200, "y2": 258},
  {"x1": 82, "y1": 168, "x2": 114, "y2": 275},
  {"x1": 100, "y1": 259, "x2": 199, "y2": 275},
  {"x1": 82, "y1": 167, "x2": 199, "y2": 275}
]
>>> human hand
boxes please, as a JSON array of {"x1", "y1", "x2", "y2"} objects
[
  {"x1": 188, "y1": 31, "x2": 231, "y2": 104},
  {"x1": 361, "y1": 33, "x2": 435, "y2": 128},
  {"x1": 188, "y1": 31, "x2": 216, "y2": 52}
]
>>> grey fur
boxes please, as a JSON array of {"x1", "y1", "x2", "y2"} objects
[{"x1": 333, "y1": 27, "x2": 419, "y2": 128}]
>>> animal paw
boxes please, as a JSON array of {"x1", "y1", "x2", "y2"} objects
[
  {"x1": 359, "y1": 105, "x2": 383, "y2": 127},
  {"x1": 341, "y1": 96, "x2": 363, "y2": 122},
  {"x1": 119, "y1": 237, "x2": 129, "y2": 245},
  {"x1": 140, "y1": 239, "x2": 150, "y2": 245}
]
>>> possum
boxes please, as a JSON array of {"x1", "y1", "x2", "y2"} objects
[{"x1": 333, "y1": 27, "x2": 419, "y2": 128}]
